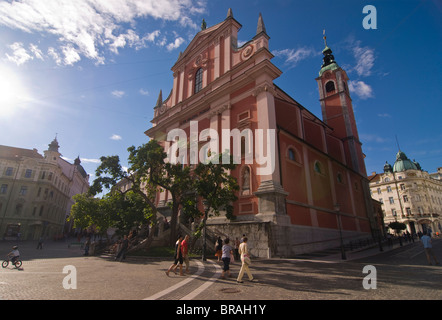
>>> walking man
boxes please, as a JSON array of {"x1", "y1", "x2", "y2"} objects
[
  {"x1": 115, "y1": 235, "x2": 129, "y2": 261},
  {"x1": 237, "y1": 237, "x2": 254, "y2": 283},
  {"x1": 421, "y1": 231, "x2": 439, "y2": 265},
  {"x1": 166, "y1": 235, "x2": 184, "y2": 276},
  {"x1": 181, "y1": 235, "x2": 190, "y2": 274}
]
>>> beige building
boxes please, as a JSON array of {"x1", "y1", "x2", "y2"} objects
[
  {"x1": 368, "y1": 150, "x2": 442, "y2": 235},
  {"x1": 0, "y1": 137, "x2": 89, "y2": 240}
]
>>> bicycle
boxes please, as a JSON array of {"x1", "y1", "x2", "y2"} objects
[{"x1": 2, "y1": 256, "x2": 22, "y2": 269}]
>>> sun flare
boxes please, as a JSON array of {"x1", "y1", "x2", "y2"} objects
[{"x1": 0, "y1": 64, "x2": 31, "y2": 117}]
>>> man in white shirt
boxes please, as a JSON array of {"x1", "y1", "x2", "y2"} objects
[
  {"x1": 421, "y1": 231, "x2": 439, "y2": 265},
  {"x1": 8, "y1": 246, "x2": 20, "y2": 264}
]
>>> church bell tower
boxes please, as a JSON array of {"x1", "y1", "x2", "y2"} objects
[{"x1": 316, "y1": 33, "x2": 366, "y2": 176}]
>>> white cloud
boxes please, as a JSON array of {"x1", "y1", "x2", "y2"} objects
[
  {"x1": 62, "y1": 45, "x2": 81, "y2": 65},
  {"x1": 111, "y1": 90, "x2": 125, "y2": 98},
  {"x1": 0, "y1": 0, "x2": 206, "y2": 65},
  {"x1": 348, "y1": 80, "x2": 373, "y2": 99},
  {"x1": 81, "y1": 158, "x2": 101, "y2": 164},
  {"x1": 377, "y1": 113, "x2": 391, "y2": 118},
  {"x1": 143, "y1": 30, "x2": 161, "y2": 44},
  {"x1": 273, "y1": 47, "x2": 318, "y2": 68},
  {"x1": 139, "y1": 88, "x2": 149, "y2": 96},
  {"x1": 48, "y1": 47, "x2": 62, "y2": 65},
  {"x1": 110, "y1": 134, "x2": 122, "y2": 141},
  {"x1": 353, "y1": 45, "x2": 375, "y2": 76},
  {"x1": 6, "y1": 42, "x2": 48, "y2": 65},
  {"x1": 166, "y1": 37, "x2": 185, "y2": 51},
  {"x1": 345, "y1": 38, "x2": 375, "y2": 77},
  {"x1": 5, "y1": 42, "x2": 33, "y2": 65},
  {"x1": 29, "y1": 44, "x2": 44, "y2": 61}
]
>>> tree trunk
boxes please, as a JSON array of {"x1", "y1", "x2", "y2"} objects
[{"x1": 169, "y1": 198, "x2": 179, "y2": 246}]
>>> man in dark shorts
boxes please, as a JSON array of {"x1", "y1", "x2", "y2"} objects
[{"x1": 165, "y1": 235, "x2": 184, "y2": 276}]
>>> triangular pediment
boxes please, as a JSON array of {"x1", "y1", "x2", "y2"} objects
[{"x1": 172, "y1": 17, "x2": 241, "y2": 69}]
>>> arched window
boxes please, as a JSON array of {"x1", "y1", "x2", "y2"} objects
[
  {"x1": 194, "y1": 68, "x2": 203, "y2": 93},
  {"x1": 325, "y1": 81, "x2": 335, "y2": 93},
  {"x1": 337, "y1": 172, "x2": 344, "y2": 184},
  {"x1": 314, "y1": 161, "x2": 323, "y2": 174},
  {"x1": 288, "y1": 148, "x2": 296, "y2": 161}
]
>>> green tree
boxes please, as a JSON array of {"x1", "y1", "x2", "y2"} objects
[
  {"x1": 84, "y1": 141, "x2": 240, "y2": 252},
  {"x1": 70, "y1": 193, "x2": 103, "y2": 231},
  {"x1": 126, "y1": 140, "x2": 194, "y2": 245},
  {"x1": 103, "y1": 191, "x2": 153, "y2": 236},
  {"x1": 388, "y1": 221, "x2": 406, "y2": 235},
  {"x1": 88, "y1": 139, "x2": 194, "y2": 246},
  {"x1": 190, "y1": 153, "x2": 239, "y2": 260},
  {"x1": 70, "y1": 191, "x2": 152, "y2": 239}
]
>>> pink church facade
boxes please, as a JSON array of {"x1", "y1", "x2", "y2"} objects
[{"x1": 145, "y1": 10, "x2": 377, "y2": 257}]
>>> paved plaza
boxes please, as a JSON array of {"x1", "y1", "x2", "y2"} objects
[{"x1": 0, "y1": 238, "x2": 441, "y2": 301}]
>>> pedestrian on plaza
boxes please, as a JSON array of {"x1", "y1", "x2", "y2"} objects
[
  {"x1": 221, "y1": 238, "x2": 234, "y2": 279},
  {"x1": 215, "y1": 237, "x2": 223, "y2": 261},
  {"x1": 84, "y1": 236, "x2": 91, "y2": 256},
  {"x1": 421, "y1": 231, "x2": 440, "y2": 265},
  {"x1": 181, "y1": 235, "x2": 190, "y2": 274},
  {"x1": 115, "y1": 235, "x2": 129, "y2": 261},
  {"x1": 166, "y1": 235, "x2": 184, "y2": 276},
  {"x1": 236, "y1": 237, "x2": 254, "y2": 283},
  {"x1": 234, "y1": 237, "x2": 240, "y2": 261},
  {"x1": 36, "y1": 237, "x2": 44, "y2": 249},
  {"x1": 7, "y1": 245, "x2": 20, "y2": 266},
  {"x1": 386, "y1": 233, "x2": 393, "y2": 246}
]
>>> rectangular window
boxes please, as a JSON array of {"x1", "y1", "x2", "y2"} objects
[
  {"x1": 194, "y1": 68, "x2": 203, "y2": 93},
  {"x1": 0, "y1": 184, "x2": 8, "y2": 194},
  {"x1": 387, "y1": 186, "x2": 392, "y2": 193},
  {"x1": 19, "y1": 186, "x2": 27, "y2": 196},
  {"x1": 392, "y1": 209, "x2": 397, "y2": 216},
  {"x1": 403, "y1": 195, "x2": 408, "y2": 202},
  {"x1": 389, "y1": 197, "x2": 394, "y2": 204},
  {"x1": 5, "y1": 167, "x2": 13, "y2": 176},
  {"x1": 25, "y1": 169, "x2": 32, "y2": 178},
  {"x1": 406, "y1": 208, "x2": 412, "y2": 215},
  {"x1": 377, "y1": 188, "x2": 381, "y2": 194}
]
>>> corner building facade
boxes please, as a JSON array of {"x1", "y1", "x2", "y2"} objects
[
  {"x1": 0, "y1": 138, "x2": 89, "y2": 240},
  {"x1": 145, "y1": 10, "x2": 377, "y2": 257}
]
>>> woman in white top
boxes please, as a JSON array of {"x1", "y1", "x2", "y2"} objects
[{"x1": 236, "y1": 237, "x2": 254, "y2": 283}]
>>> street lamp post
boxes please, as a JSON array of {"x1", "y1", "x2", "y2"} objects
[{"x1": 334, "y1": 204, "x2": 347, "y2": 260}]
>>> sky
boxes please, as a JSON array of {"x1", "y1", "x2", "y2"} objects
[{"x1": 0, "y1": 0, "x2": 441, "y2": 181}]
